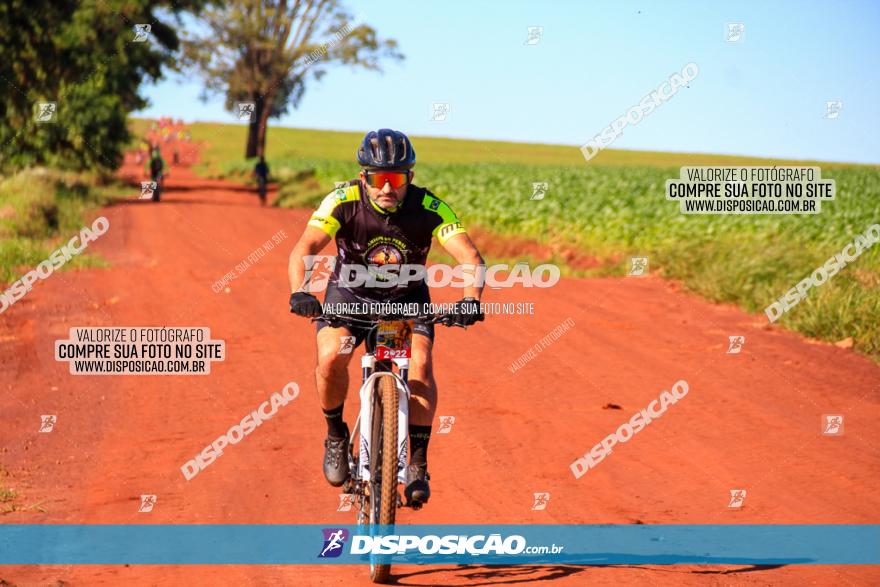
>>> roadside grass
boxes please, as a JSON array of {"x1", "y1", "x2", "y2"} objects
[
  {"x1": 150, "y1": 120, "x2": 880, "y2": 358},
  {"x1": 0, "y1": 465, "x2": 19, "y2": 514},
  {"x1": 0, "y1": 466, "x2": 46, "y2": 514},
  {"x1": 0, "y1": 168, "x2": 116, "y2": 285},
  {"x1": 0, "y1": 485, "x2": 15, "y2": 506}
]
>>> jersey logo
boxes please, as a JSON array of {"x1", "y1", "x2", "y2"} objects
[
  {"x1": 335, "y1": 188, "x2": 346, "y2": 201},
  {"x1": 429, "y1": 199, "x2": 440, "y2": 211},
  {"x1": 363, "y1": 236, "x2": 409, "y2": 269},
  {"x1": 366, "y1": 243, "x2": 404, "y2": 266},
  {"x1": 439, "y1": 222, "x2": 462, "y2": 237}
]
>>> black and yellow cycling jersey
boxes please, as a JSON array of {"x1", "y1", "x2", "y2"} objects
[{"x1": 308, "y1": 179, "x2": 466, "y2": 299}]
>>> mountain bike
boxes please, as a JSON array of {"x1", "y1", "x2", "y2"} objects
[{"x1": 315, "y1": 310, "x2": 459, "y2": 583}]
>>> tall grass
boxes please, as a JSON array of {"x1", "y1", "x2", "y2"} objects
[{"x1": 0, "y1": 168, "x2": 114, "y2": 284}]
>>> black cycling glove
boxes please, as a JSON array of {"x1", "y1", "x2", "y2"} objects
[
  {"x1": 450, "y1": 297, "x2": 484, "y2": 327},
  {"x1": 289, "y1": 292, "x2": 322, "y2": 317}
]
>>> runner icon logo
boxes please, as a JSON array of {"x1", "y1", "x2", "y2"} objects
[
  {"x1": 140, "y1": 181, "x2": 157, "y2": 199},
  {"x1": 39, "y1": 415, "x2": 57, "y2": 433},
  {"x1": 824, "y1": 101, "x2": 843, "y2": 120},
  {"x1": 629, "y1": 257, "x2": 648, "y2": 276},
  {"x1": 139, "y1": 494, "x2": 157, "y2": 512},
  {"x1": 437, "y1": 415, "x2": 456, "y2": 434},
  {"x1": 728, "y1": 489, "x2": 746, "y2": 508},
  {"x1": 302, "y1": 255, "x2": 337, "y2": 293},
  {"x1": 531, "y1": 182, "x2": 548, "y2": 201},
  {"x1": 430, "y1": 102, "x2": 450, "y2": 122},
  {"x1": 531, "y1": 492, "x2": 550, "y2": 510},
  {"x1": 319, "y1": 528, "x2": 349, "y2": 558},
  {"x1": 338, "y1": 336, "x2": 356, "y2": 355},
  {"x1": 237, "y1": 102, "x2": 256, "y2": 122},
  {"x1": 337, "y1": 494, "x2": 355, "y2": 512},
  {"x1": 524, "y1": 26, "x2": 544, "y2": 45},
  {"x1": 132, "y1": 24, "x2": 151, "y2": 42},
  {"x1": 35, "y1": 102, "x2": 57, "y2": 123},
  {"x1": 726, "y1": 23, "x2": 745, "y2": 42},
  {"x1": 727, "y1": 336, "x2": 745, "y2": 354},
  {"x1": 822, "y1": 415, "x2": 844, "y2": 436}
]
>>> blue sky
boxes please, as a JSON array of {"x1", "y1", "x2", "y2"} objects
[{"x1": 138, "y1": 0, "x2": 880, "y2": 163}]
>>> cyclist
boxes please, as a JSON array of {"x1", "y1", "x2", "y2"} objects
[
  {"x1": 253, "y1": 156, "x2": 270, "y2": 205},
  {"x1": 288, "y1": 129, "x2": 485, "y2": 506},
  {"x1": 147, "y1": 145, "x2": 165, "y2": 200}
]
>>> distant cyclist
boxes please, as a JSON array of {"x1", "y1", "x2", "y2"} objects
[
  {"x1": 147, "y1": 146, "x2": 165, "y2": 202},
  {"x1": 288, "y1": 129, "x2": 485, "y2": 506},
  {"x1": 253, "y1": 156, "x2": 269, "y2": 206}
]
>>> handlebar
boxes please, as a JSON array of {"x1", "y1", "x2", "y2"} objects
[{"x1": 310, "y1": 311, "x2": 461, "y2": 328}]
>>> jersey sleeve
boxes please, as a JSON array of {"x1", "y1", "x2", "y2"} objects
[
  {"x1": 422, "y1": 194, "x2": 467, "y2": 245},
  {"x1": 307, "y1": 184, "x2": 359, "y2": 237}
]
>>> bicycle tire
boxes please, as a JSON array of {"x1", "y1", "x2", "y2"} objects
[{"x1": 369, "y1": 375, "x2": 398, "y2": 583}]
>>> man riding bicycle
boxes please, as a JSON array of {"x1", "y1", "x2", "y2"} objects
[
  {"x1": 148, "y1": 144, "x2": 164, "y2": 171},
  {"x1": 288, "y1": 129, "x2": 485, "y2": 506},
  {"x1": 147, "y1": 145, "x2": 165, "y2": 201},
  {"x1": 253, "y1": 156, "x2": 269, "y2": 205}
]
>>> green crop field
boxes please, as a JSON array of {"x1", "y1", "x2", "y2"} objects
[
  {"x1": 138, "y1": 120, "x2": 880, "y2": 358},
  {"x1": 173, "y1": 120, "x2": 866, "y2": 171}
]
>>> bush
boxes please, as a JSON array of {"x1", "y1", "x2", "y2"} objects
[{"x1": 0, "y1": 167, "x2": 114, "y2": 284}]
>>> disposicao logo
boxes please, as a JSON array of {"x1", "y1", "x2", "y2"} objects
[{"x1": 318, "y1": 528, "x2": 349, "y2": 558}]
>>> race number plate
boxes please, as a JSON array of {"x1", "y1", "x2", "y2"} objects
[{"x1": 375, "y1": 320, "x2": 413, "y2": 360}]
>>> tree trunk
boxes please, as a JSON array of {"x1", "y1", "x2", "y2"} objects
[
  {"x1": 244, "y1": 93, "x2": 265, "y2": 159},
  {"x1": 256, "y1": 95, "x2": 273, "y2": 158}
]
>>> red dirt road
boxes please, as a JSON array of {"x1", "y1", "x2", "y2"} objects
[{"x1": 1, "y1": 148, "x2": 879, "y2": 585}]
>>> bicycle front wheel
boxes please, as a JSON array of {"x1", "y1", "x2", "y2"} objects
[{"x1": 368, "y1": 374, "x2": 398, "y2": 583}]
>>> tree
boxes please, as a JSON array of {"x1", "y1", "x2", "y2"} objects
[
  {"x1": 184, "y1": 0, "x2": 403, "y2": 158},
  {"x1": 0, "y1": 0, "x2": 207, "y2": 173}
]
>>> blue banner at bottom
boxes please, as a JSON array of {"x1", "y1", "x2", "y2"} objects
[{"x1": 0, "y1": 525, "x2": 877, "y2": 565}]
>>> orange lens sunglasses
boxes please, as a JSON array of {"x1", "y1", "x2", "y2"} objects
[{"x1": 364, "y1": 170, "x2": 409, "y2": 189}]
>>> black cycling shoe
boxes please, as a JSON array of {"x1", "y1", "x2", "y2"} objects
[
  {"x1": 323, "y1": 433, "x2": 350, "y2": 487},
  {"x1": 404, "y1": 464, "x2": 431, "y2": 506}
]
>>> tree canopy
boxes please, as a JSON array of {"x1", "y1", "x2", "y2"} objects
[
  {"x1": 183, "y1": 0, "x2": 403, "y2": 158},
  {"x1": 0, "y1": 0, "x2": 206, "y2": 172}
]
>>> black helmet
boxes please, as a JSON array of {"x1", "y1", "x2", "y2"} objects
[{"x1": 357, "y1": 129, "x2": 416, "y2": 170}]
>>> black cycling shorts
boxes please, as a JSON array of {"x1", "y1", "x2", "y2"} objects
[{"x1": 315, "y1": 282, "x2": 434, "y2": 348}]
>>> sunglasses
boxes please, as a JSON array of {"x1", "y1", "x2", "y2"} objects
[{"x1": 364, "y1": 170, "x2": 409, "y2": 190}]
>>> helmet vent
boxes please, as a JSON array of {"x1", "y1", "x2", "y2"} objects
[{"x1": 357, "y1": 129, "x2": 416, "y2": 169}]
